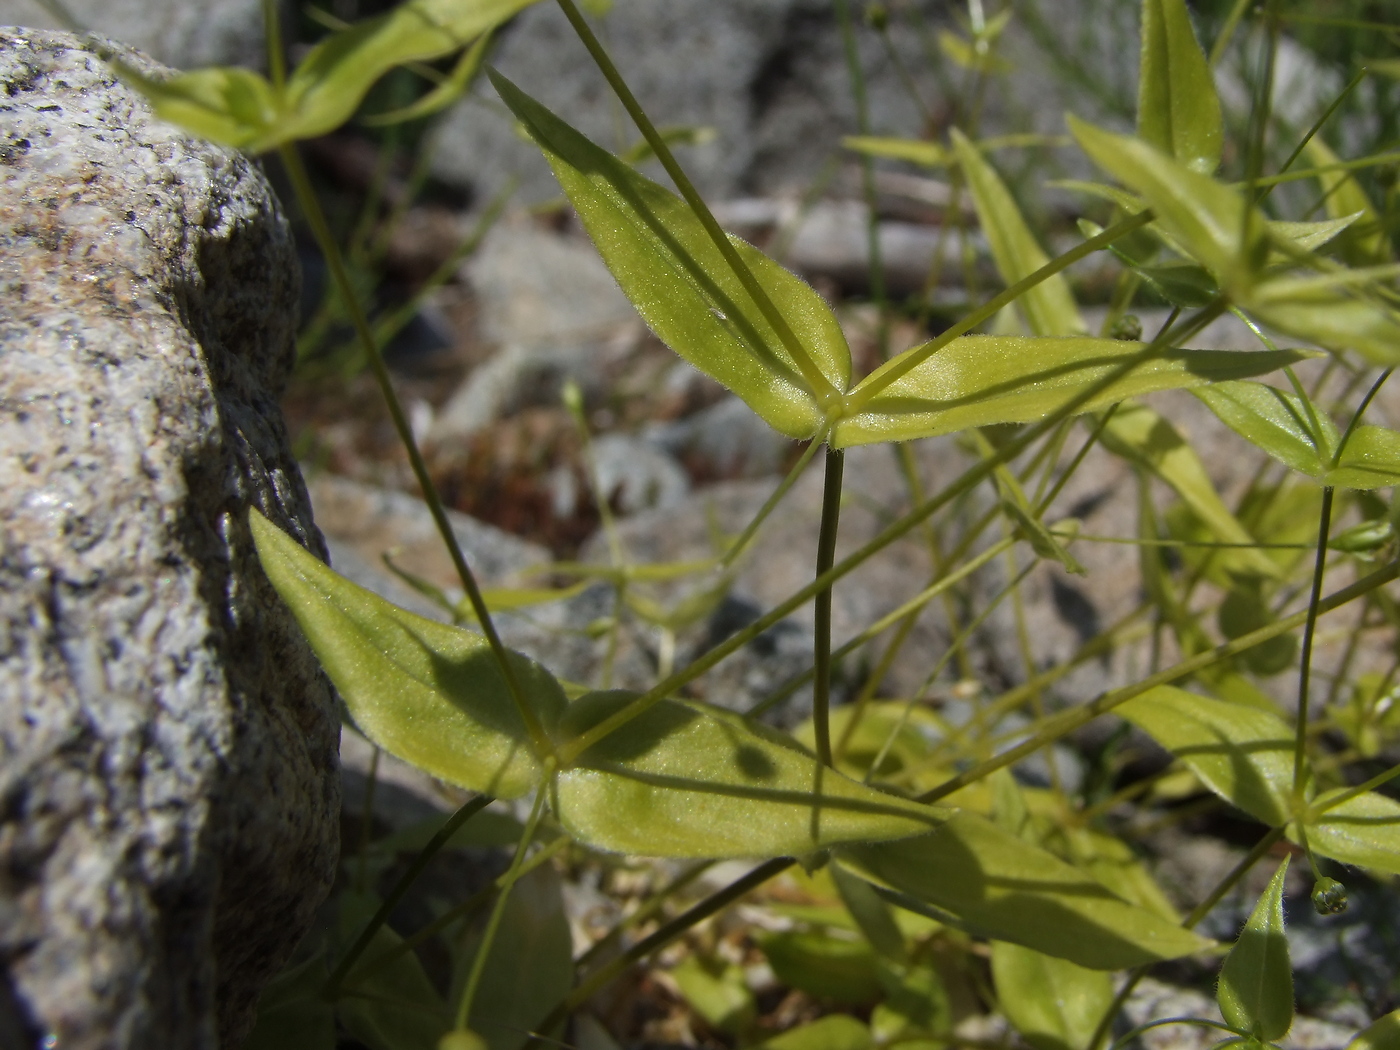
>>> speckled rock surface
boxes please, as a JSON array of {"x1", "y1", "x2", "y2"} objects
[{"x1": 0, "y1": 29, "x2": 338, "y2": 1049}]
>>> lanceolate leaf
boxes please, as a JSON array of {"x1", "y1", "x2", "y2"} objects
[
  {"x1": 1247, "y1": 271, "x2": 1400, "y2": 366},
  {"x1": 991, "y1": 942, "x2": 1114, "y2": 1050},
  {"x1": 1303, "y1": 789, "x2": 1400, "y2": 876},
  {"x1": 952, "y1": 129, "x2": 1084, "y2": 337},
  {"x1": 552, "y1": 692, "x2": 943, "y2": 858},
  {"x1": 1345, "y1": 1008, "x2": 1400, "y2": 1050},
  {"x1": 836, "y1": 813, "x2": 1213, "y2": 970},
  {"x1": 1195, "y1": 382, "x2": 1400, "y2": 489},
  {"x1": 1326, "y1": 426, "x2": 1400, "y2": 490},
  {"x1": 122, "y1": 0, "x2": 538, "y2": 151},
  {"x1": 492, "y1": 71, "x2": 850, "y2": 439},
  {"x1": 1193, "y1": 380, "x2": 1337, "y2": 478},
  {"x1": 1070, "y1": 116, "x2": 1261, "y2": 284},
  {"x1": 1100, "y1": 403, "x2": 1280, "y2": 580},
  {"x1": 249, "y1": 508, "x2": 563, "y2": 799},
  {"x1": 1137, "y1": 0, "x2": 1223, "y2": 174},
  {"x1": 834, "y1": 337, "x2": 1307, "y2": 448},
  {"x1": 279, "y1": 0, "x2": 538, "y2": 143},
  {"x1": 1305, "y1": 138, "x2": 1391, "y2": 266},
  {"x1": 1217, "y1": 859, "x2": 1293, "y2": 1043},
  {"x1": 1115, "y1": 686, "x2": 1297, "y2": 826}
]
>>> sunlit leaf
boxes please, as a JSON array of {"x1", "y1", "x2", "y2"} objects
[
  {"x1": 1069, "y1": 116, "x2": 1264, "y2": 285},
  {"x1": 953, "y1": 128, "x2": 1083, "y2": 336},
  {"x1": 835, "y1": 338, "x2": 1306, "y2": 448},
  {"x1": 338, "y1": 894, "x2": 450, "y2": 1050},
  {"x1": 1268, "y1": 214, "x2": 1362, "y2": 255},
  {"x1": 1346, "y1": 1008, "x2": 1400, "y2": 1050},
  {"x1": 493, "y1": 71, "x2": 850, "y2": 439},
  {"x1": 362, "y1": 30, "x2": 493, "y2": 126},
  {"x1": 281, "y1": 0, "x2": 540, "y2": 144},
  {"x1": 836, "y1": 813, "x2": 1213, "y2": 970},
  {"x1": 992, "y1": 942, "x2": 1114, "y2": 1050},
  {"x1": 759, "y1": 930, "x2": 882, "y2": 1003},
  {"x1": 756, "y1": 1015, "x2": 873, "y2": 1050},
  {"x1": 672, "y1": 955, "x2": 756, "y2": 1033},
  {"x1": 1305, "y1": 138, "x2": 1391, "y2": 266},
  {"x1": 244, "y1": 954, "x2": 336, "y2": 1050},
  {"x1": 553, "y1": 691, "x2": 943, "y2": 858},
  {"x1": 1137, "y1": 0, "x2": 1223, "y2": 174},
  {"x1": 1116, "y1": 686, "x2": 1297, "y2": 826},
  {"x1": 1045, "y1": 825, "x2": 1180, "y2": 922},
  {"x1": 460, "y1": 865, "x2": 573, "y2": 1050},
  {"x1": 115, "y1": 64, "x2": 282, "y2": 149},
  {"x1": 250, "y1": 508, "x2": 563, "y2": 798},
  {"x1": 1101, "y1": 402, "x2": 1280, "y2": 579},
  {"x1": 938, "y1": 29, "x2": 1010, "y2": 73},
  {"x1": 1217, "y1": 859, "x2": 1293, "y2": 1043},
  {"x1": 1247, "y1": 270, "x2": 1400, "y2": 365},
  {"x1": 843, "y1": 136, "x2": 951, "y2": 167},
  {"x1": 1324, "y1": 426, "x2": 1400, "y2": 490},
  {"x1": 1195, "y1": 382, "x2": 1400, "y2": 488},
  {"x1": 1303, "y1": 789, "x2": 1400, "y2": 876},
  {"x1": 1193, "y1": 380, "x2": 1336, "y2": 477}
]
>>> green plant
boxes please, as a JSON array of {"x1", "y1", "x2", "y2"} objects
[{"x1": 102, "y1": 0, "x2": 1400, "y2": 1047}]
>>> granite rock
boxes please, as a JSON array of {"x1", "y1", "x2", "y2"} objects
[{"x1": 0, "y1": 30, "x2": 337, "y2": 1048}]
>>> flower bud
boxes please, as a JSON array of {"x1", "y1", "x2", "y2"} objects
[{"x1": 1311, "y1": 877, "x2": 1348, "y2": 915}]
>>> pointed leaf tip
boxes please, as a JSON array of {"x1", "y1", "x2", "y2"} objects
[{"x1": 1218, "y1": 858, "x2": 1293, "y2": 1042}]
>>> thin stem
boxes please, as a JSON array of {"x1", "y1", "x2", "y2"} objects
[
  {"x1": 1294, "y1": 487, "x2": 1335, "y2": 801},
  {"x1": 848, "y1": 210, "x2": 1155, "y2": 409},
  {"x1": 277, "y1": 144, "x2": 552, "y2": 761},
  {"x1": 1334, "y1": 368, "x2": 1394, "y2": 464},
  {"x1": 561, "y1": 303, "x2": 1225, "y2": 764},
  {"x1": 747, "y1": 538, "x2": 1016, "y2": 720},
  {"x1": 814, "y1": 447, "x2": 847, "y2": 767},
  {"x1": 918, "y1": 559, "x2": 1400, "y2": 804},
  {"x1": 325, "y1": 794, "x2": 494, "y2": 998},
  {"x1": 1209, "y1": 0, "x2": 1253, "y2": 67},
  {"x1": 351, "y1": 837, "x2": 569, "y2": 985},
  {"x1": 454, "y1": 790, "x2": 549, "y2": 1030},
  {"x1": 553, "y1": 0, "x2": 837, "y2": 403},
  {"x1": 355, "y1": 747, "x2": 382, "y2": 894},
  {"x1": 834, "y1": 0, "x2": 889, "y2": 358},
  {"x1": 1258, "y1": 68, "x2": 1367, "y2": 205},
  {"x1": 261, "y1": 0, "x2": 286, "y2": 91},
  {"x1": 574, "y1": 861, "x2": 714, "y2": 971}
]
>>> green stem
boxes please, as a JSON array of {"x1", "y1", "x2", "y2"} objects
[
  {"x1": 1294, "y1": 486, "x2": 1335, "y2": 801},
  {"x1": 574, "y1": 861, "x2": 714, "y2": 971},
  {"x1": 814, "y1": 447, "x2": 847, "y2": 767},
  {"x1": 454, "y1": 789, "x2": 549, "y2": 1030},
  {"x1": 1257, "y1": 68, "x2": 1367, "y2": 205},
  {"x1": 560, "y1": 303, "x2": 1222, "y2": 764},
  {"x1": 848, "y1": 210, "x2": 1154, "y2": 409},
  {"x1": 1209, "y1": 0, "x2": 1253, "y2": 67},
  {"x1": 351, "y1": 837, "x2": 568, "y2": 986},
  {"x1": 834, "y1": 0, "x2": 888, "y2": 357},
  {"x1": 278, "y1": 144, "x2": 552, "y2": 761},
  {"x1": 918, "y1": 559, "x2": 1400, "y2": 804},
  {"x1": 748, "y1": 536, "x2": 1016, "y2": 719},
  {"x1": 325, "y1": 794, "x2": 494, "y2": 998},
  {"x1": 261, "y1": 0, "x2": 286, "y2": 91},
  {"x1": 553, "y1": 0, "x2": 837, "y2": 404}
]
